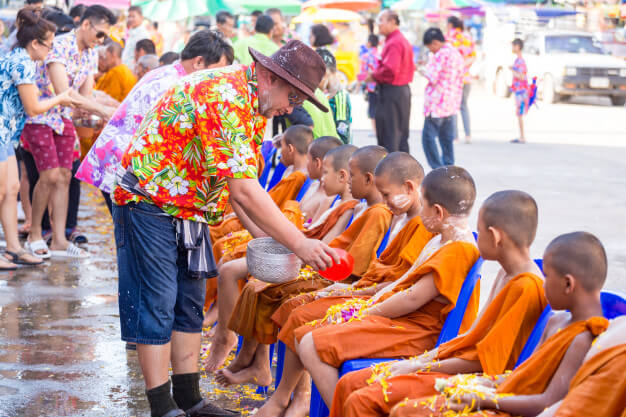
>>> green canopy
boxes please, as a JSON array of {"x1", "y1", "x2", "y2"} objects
[
  {"x1": 227, "y1": 0, "x2": 302, "y2": 15},
  {"x1": 133, "y1": 0, "x2": 210, "y2": 21}
]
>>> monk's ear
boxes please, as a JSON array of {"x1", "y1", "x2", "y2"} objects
[
  {"x1": 287, "y1": 143, "x2": 295, "y2": 155},
  {"x1": 563, "y1": 273, "x2": 576, "y2": 295},
  {"x1": 314, "y1": 157, "x2": 323, "y2": 170},
  {"x1": 404, "y1": 179, "x2": 417, "y2": 194},
  {"x1": 433, "y1": 203, "x2": 446, "y2": 221},
  {"x1": 364, "y1": 171, "x2": 375, "y2": 185},
  {"x1": 338, "y1": 168, "x2": 349, "y2": 183},
  {"x1": 487, "y1": 226, "x2": 502, "y2": 247}
]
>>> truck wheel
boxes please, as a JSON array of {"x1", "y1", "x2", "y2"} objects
[
  {"x1": 542, "y1": 74, "x2": 559, "y2": 104},
  {"x1": 610, "y1": 96, "x2": 626, "y2": 106},
  {"x1": 495, "y1": 69, "x2": 510, "y2": 98}
]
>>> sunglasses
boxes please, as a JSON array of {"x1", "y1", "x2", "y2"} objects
[
  {"x1": 288, "y1": 91, "x2": 305, "y2": 107},
  {"x1": 89, "y1": 20, "x2": 107, "y2": 39}
]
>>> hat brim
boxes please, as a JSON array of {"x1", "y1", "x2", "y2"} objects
[{"x1": 249, "y1": 47, "x2": 329, "y2": 113}]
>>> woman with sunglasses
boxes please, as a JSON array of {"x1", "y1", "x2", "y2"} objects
[{"x1": 0, "y1": 6, "x2": 75, "y2": 270}]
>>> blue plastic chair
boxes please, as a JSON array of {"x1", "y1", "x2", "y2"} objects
[
  {"x1": 515, "y1": 290, "x2": 626, "y2": 368},
  {"x1": 235, "y1": 336, "x2": 275, "y2": 394},
  {"x1": 295, "y1": 178, "x2": 313, "y2": 203},
  {"x1": 309, "y1": 256, "x2": 485, "y2": 417},
  {"x1": 375, "y1": 227, "x2": 392, "y2": 258},
  {"x1": 267, "y1": 162, "x2": 287, "y2": 191},
  {"x1": 258, "y1": 147, "x2": 276, "y2": 189}
]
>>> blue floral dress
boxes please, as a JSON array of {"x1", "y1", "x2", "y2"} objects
[{"x1": 0, "y1": 47, "x2": 36, "y2": 151}]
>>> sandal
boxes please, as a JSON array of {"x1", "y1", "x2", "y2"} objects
[
  {"x1": 18, "y1": 224, "x2": 31, "y2": 239},
  {"x1": 49, "y1": 243, "x2": 90, "y2": 259},
  {"x1": 68, "y1": 230, "x2": 88, "y2": 245},
  {"x1": 0, "y1": 258, "x2": 18, "y2": 271},
  {"x1": 25, "y1": 240, "x2": 51, "y2": 259},
  {"x1": 4, "y1": 249, "x2": 44, "y2": 266}
]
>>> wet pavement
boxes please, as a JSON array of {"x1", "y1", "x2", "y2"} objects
[{"x1": 1, "y1": 90, "x2": 625, "y2": 416}]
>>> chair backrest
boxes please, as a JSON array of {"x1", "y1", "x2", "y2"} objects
[
  {"x1": 436, "y1": 257, "x2": 484, "y2": 346},
  {"x1": 258, "y1": 147, "x2": 275, "y2": 189},
  {"x1": 600, "y1": 291, "x2": 626, "y2": 319},
  {"x1": 295, "y1": 178, "x2": 313, "y2": 203},
  {"x1": 375, "y1": 226, "x2": 392, "y2": 258}
]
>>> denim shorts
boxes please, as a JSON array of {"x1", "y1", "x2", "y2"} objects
[
  {"x1": 113, "y1": 201, "x2": 206, "y2": 345},
  {"x1": 0, "y1": 141, "x2": 15, "y2": 162}
]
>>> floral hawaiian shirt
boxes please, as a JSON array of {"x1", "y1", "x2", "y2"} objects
[
  {"x1": 26, "y1": 30, "x2": 98, "y2": 134},
  {"x1": 75, "y1": 62, "x2": 187, "y2": 194},
  {"x1": 0, "y1": 47, "x2": 36, "y2": 147},
  {"x1": 113, "y1": 64, "x2": 267, "y2": 224},
  {"x1": 422, "y1": 44, "x2": 464, "y2": 119},
  {"x1": 446, "y1": 28, "x2": 476, "y2": 84},
  {"x1": 512, "y1": 57, "x2": 529, "y2": 93}
]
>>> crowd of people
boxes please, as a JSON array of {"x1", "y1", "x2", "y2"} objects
[{"x1": 0, "y1": 2, "x2": 616, "y2": 417}]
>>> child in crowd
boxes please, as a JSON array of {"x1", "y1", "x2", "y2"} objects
[
  {"x1": 392, "y1": 231, "x2": 609, "y2": 417},
  {"x1": 511, "y1": 38, "x2": 528, "y2": 144},
  {"x1": 317, "y1": 48, "x2": 352, "y2": 144},
  {"x1": 358, "y1": 34, "x2": 380, "y2": 136}
]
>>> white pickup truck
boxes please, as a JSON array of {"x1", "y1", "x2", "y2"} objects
[{"x1": 492, "y1": 31, "x2": 626, "y2": 106}]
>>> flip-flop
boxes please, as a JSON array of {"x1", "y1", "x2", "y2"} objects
[
  {"x1": 25, "y1": 240, "x2": 51, "y2": 259},
  {"x1": 4, "y1": 249, "x2": 44, "y2": 266},
  {"x1": 510, "y1": 139, "x2": 525, "y2": 144},
  {"x1": 0, "y1": 259, "x2": 18, "y2": 271},
  {"x1": 49, "y1": 243, "x2": 90, "y2": 259}
]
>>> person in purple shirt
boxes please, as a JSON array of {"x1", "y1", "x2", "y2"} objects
[{"x1": 364, "y1": 10, "x2": 414, "y2": 153}]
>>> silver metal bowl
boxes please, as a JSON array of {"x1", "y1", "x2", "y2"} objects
[{"x1": 246, "y1": 237, "x2": 302, "y2": 284}]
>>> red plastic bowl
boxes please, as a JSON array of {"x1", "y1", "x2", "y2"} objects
[{"x1": 319, "y1": 248, "x2": 354, "y2": 281}]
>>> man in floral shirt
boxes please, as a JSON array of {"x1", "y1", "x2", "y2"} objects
[
  {"x1": 75, "y1": 30, "x2": 234, "y2": 214},
  {"x1": 446, "y1": 16, "x2": 476, "y2": 143},
  {"x1": 418, "y1": 27, "x2": 464, "y2": 169},
  {"x1": 22, "y1": 5, "x2": 116, "y2": 259},
  {"x1": 112, "y1": 40, "x2": 340, "y2": 417}
]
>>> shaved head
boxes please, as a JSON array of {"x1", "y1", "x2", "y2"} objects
[
  {"x1": 374, "y1": 152, "x2": 424, "y2": 185},
  {"x1": 422, "y1": 166, "x2": 476, "y2": 216},
  {"x1": 481, "y1": 190, "x2": 538, "y2": 248},
  {"x1": 284, "y1": 125, "x2": 314, "y2": 155},
  {"x1": 545, "y1": 232, "x2": 607, "y2": 292},
  {"x1": 351, "y1": 145, "x2": 387, "y2": 174},
  {"x1": 325, "y1": 144, "x2": 357, "y2": 171},
  {"x1": 309, "y1": 136, "x2": 343, "y2": 161},
  {"x1": 106, "y1": 41, "x2": 123, "y2": 57}
]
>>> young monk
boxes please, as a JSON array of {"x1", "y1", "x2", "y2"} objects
[
  {"x1": 215, "y1": 145, "x2": 388, "y2": 386},
  {"x1": 544, "y1": 316, "x2": 626, "y2": 417},
  {"x1": 206, "y1": 145, "x2": 392, "y2": 372},
  {"x1": 390, "y1": 231, "x2": 610, "y2": 417},
  {"x1": 256, "y1": 166, "x2": 481, "y2": 417},
  {"x1": 330, "y1": 190, "x2": 549, "y2": 417}
]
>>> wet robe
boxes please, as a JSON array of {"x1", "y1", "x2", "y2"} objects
[
  {"x1": 390, "y1": 317, "x2": 610, "y2": 417},
  {"x1": 227, "y1": 202, "x2": 391, "y2": 344},
  {"x1": 271, "y1": 216, "x2": 433, "y2": 349},
  {"x1": 280, "y1": 241, "x2": 480, "y2": 365},
  {"x1": 554, "y1": 344, "x2": 626, "y2": 417},
  {"x1": 330, "y1": 272, "x2": 548, "y2": 417}
]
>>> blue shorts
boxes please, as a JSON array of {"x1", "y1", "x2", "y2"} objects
[
  {"x1": 113, "y1": 201, "x2": 206, "y2": 345},
  {"x1": 0, "y1": 141, "x2": 15, "y2": 162}
]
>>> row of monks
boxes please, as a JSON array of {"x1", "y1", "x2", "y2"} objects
[{"x1": 202, "y1": 124, "x2": 624, "y2": 417}]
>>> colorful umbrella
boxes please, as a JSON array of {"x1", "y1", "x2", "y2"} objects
[
  {"x1": 75, "y1": 0, "x2": 131, "y2": 8},
  {"x1": 133, "y1": 0, "x2": 210, "y2": 21},
  {"x1": 228, "y1": 0, "x2": 302, "y2": 15},
  {"x1": 293, "y1": 7, "x2": 364, "y2": 22},
  {"x1": 302, "y1": 0, "x2": 380, "y2": 12}
]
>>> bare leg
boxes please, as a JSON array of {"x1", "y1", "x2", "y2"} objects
[
  {"x1": 225, "y1": 337, "x2": 259, "y2": 373},
  {"x1": 284, "y1": 374, "x2": 311, "y2": 417},
  {"x1": 171, "y1": 330, "x2": 201, "y2": 374},
  {"x1": 29, "y1": 167, "x2": 59, "y2": 245},
  {"x1": 216, "y1": 343, "x2": 272, "y2": 386},
  {"x1": 202, "y1": 304, "x2": 218, "y2": 329},
  {"x1": 18, "y1": 160, "x2": 31, "y2": 233},
  {"x1": 298, "y1": 332, "x2": 339, "y2": 407},
  {"x1": 518, "y1": 115, "x2": 526, "y2": 143},
  {"x1": 48, "y1": 168, "x2": 72, "y2": 251},
  {"x1": 204, "y1": 258, "x2": 246, "y2": 371},
  {"x1": 1, "y1": 157, "x2": 40, "y2": 264},
  {"x1": 254, "y1": 346, "x2": 307, "y2": 417},
  {"x1": 137, "y1": 343, "x2": 171, "y2": 390},
  {"x1": 370, "y1": 118, "x2": 376, "y2": 135},
  {"x1": 0, "y1": 160, "x2": 17, "y2": 269}
]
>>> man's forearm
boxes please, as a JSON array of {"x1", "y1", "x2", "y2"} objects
[{"x1": 230, "y1": 198, "x2": 266, "y2": 238}]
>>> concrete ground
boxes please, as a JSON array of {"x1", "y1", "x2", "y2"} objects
[{"x1": 0, "y1": 86, "x2": 624, "y2": 416}]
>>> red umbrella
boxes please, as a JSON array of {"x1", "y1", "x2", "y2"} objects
[{"x1": 302, "y1": 0, "x2": 380, "y2": 12}]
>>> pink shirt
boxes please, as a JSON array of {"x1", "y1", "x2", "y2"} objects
[{"x1": 422, "y1": 44, "x2": 464, "y2": 118}]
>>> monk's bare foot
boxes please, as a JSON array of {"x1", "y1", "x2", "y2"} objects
[
  {"x1": 216, "y1": 363, "x2": 273, "y2": 386},
  {"x1": 204, "y1": 330, "x2": 237, "y2": 372},
  {"x1": 252, "y1": 395, "x2": 288, "y2": 417},
  {"x1": 283, "y1": 390, "x2": 310, "y2": 417}
]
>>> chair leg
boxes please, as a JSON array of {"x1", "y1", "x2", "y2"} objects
[
  {"x1": 275, "y1": 341, "x2": 286, "y2": 390},
  {"x1": 309, "y1": 382, "x2": 329, "y2": 417}
]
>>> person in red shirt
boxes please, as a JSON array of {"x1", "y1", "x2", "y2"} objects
[{"x1": 365, "y1": 10, "x2": 414, "y2": 153}]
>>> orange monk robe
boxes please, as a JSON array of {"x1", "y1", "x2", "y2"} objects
[
  {"x1": 281, "y1": 241, "x2": 480, "y2": 364},
  {"x1": 330, "y1": 272, "x2": 548, "y2": 417},
  {"x1": 95, "y1": 64, "x2": 137, "y2": 102},
  {"x1": 208, "y1": 170, "x2": 308, "y2": 244},
  {"x1": 271, "y1": 216, "x2": 433, "y2": 347},
  {"x1": 391, "y1": 317, "x2": 610, "y2": 417},
  {"x1": 554, "y1": 344, "x2": 626, "y2": 417},
  {"x1": 227, "y1": 202, "x2": 391, "y2": 345}
]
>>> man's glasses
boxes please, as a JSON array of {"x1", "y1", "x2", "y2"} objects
[
  {"x1": 89, "y1": 21, "x2": 107, "y2": 39},
  {"x1": 288, "y1": 91, "x2": 305, "y2": 107}
]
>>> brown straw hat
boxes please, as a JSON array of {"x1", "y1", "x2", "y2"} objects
[{"x1": 249, "y1": 40, "x2": 329, "y2": 113}]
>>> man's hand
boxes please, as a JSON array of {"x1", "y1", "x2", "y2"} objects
[
  {"x1": 293, "y1": 238, "x2": 338, "y2": 271},
  {"x1": 364, "y1": 72, "x2": 374, "y2": 84}
]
